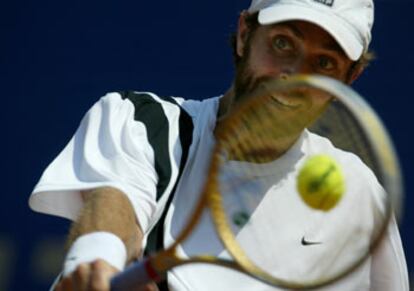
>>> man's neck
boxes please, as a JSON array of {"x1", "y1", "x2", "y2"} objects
[{"x1": 217, "y1": 85, "x2": 235, "y2": 121}]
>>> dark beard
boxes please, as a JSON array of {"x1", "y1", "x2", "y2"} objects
[
  {"x1": 232, "y1": 27, "x2": 273, "y2": 104},
  {"x1": 233, "y1": 53, "x2": 277, "y2": 104},
  {"x1": 233, "y1": 56, "x2": 257, "y2": 103}
]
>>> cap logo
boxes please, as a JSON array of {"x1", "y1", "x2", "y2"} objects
[{"x1": 312, "y1": 0, "x2": 334, "y2": 7}]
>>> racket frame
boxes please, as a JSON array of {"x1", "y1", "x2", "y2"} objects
[
  {"x1": 113, "y1": 74, "x2": 403, "y2": 290},
  {"x1": 207, "y1": 75, "x2": 402, "y2": 289}
]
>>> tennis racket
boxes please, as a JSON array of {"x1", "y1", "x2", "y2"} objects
[{"x1": 111, "y1": 74, "x2": 403, "y2": 290}]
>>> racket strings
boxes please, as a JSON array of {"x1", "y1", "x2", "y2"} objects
[
  {"x1": 222, "y1": 97, "x2": 313, "y2": 164},
  {"x1": 310, "y1": 101, "x2": 379, "y2": 173}
]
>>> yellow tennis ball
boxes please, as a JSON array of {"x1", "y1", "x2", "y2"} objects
[{"x1": 297, "y1": 155, "x2": 345, "y2": 211}]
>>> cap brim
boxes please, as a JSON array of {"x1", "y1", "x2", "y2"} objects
[{"x1": 258, "y1": 5, "x2": 363, "y2": 61}]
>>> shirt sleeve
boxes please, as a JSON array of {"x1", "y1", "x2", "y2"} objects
[
  {"x1": 369, "y1": 214, "x2": 409, "y2": 291},
  {"x1": 29, "y1": 92, "x2": 183, "y2": 233}
]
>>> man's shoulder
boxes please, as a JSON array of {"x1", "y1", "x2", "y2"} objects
[
  {"x1": 117, "y1": 91, "x2": 182, "y2": 107},
  {"x1": 103, "y1": 91, "x2": 220, "y2": 118}
]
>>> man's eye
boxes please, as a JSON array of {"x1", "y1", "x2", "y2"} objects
[
  {"x1": 318, "y1": 56, "x2": 336, "y2": 71},
  {"x1": 272, "y1": 36, "x2": 294, "y2": 51}
]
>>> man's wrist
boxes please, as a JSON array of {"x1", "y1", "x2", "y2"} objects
[{"x1": 63, "y1": 231, "x2": 127, "y2": 276}]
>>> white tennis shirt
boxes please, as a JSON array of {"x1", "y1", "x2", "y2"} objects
[{"x1": 29, "y1": 92, "x2": 409, "y2": 290}]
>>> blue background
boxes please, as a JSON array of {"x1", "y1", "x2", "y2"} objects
[{"x1": 1, "y1": 0, "x2": 413, "y2": 290}]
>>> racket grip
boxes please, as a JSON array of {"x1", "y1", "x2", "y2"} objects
[{"x1": 110, "y1": 258, "x2": 160, "y2": 291}]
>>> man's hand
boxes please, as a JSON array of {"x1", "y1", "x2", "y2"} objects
[{"x1": 55, "y1": 259, "x2": 159, "y2": 291}]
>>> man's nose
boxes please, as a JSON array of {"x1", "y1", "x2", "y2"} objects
[{"x1": 279, "y1": 56, "x2": 311, "y2": 78}]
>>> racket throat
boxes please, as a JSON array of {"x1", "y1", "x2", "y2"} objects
[{"x1": 149, "y1": 251, "x2": 181, "y2": 281}]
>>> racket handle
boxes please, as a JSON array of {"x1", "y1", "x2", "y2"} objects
[{"x1": 111, "y1": 258, "x2": 160, "y2": 291}]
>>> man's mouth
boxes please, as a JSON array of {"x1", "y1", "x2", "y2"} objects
[{"x1": 270, "y1": 93, "x2": 302, "y2": 109}]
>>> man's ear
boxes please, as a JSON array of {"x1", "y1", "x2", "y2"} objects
[
  {"x1": 347, "y1": 64, "x2": 365, "y2": 85},
  {"x1": 237, "y1": 11, "x2": 250, "y2": 58}
]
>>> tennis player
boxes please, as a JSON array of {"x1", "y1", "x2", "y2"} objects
[{"x1": 29, "y1": 0, "x2": 409, "y2": 290}]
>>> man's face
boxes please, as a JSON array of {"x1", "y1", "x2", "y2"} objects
[
  {"x1": 234, "y1": 19, "x2": 356, "y2": 101},
  {"x1": 230, "y1": 18, "x2": 357, "y2": 154}
]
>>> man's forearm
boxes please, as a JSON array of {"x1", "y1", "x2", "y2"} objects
[{"x1": 67, "y1": 187, "x2": 143, "y2": 263}]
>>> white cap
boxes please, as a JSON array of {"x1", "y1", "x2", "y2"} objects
[{"x1": 248, "y1": 0, "x2": 374, "y2": 61}]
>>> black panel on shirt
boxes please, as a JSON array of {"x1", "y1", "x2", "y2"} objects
[
  {"x1": 147, "y1": 95, "x2": 194, "y2": 252},
  {"x1": 120, "y1": 91, "x2": 172, "y2": 201},
  {"x1": 150, "y1": 96, "x2": 194, "y2": 291},
  {"x1": 120, "y1": 91, "x2": 194, "y2": 290}
]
